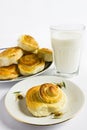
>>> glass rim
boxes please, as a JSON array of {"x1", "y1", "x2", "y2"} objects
[{"x1": 50, "y1": 24, "x2": 86, "y2": 31}]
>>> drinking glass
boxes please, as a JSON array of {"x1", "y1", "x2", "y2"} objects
[{"x1": 50, "y1": 24, "x2": 85, "y2": 77}]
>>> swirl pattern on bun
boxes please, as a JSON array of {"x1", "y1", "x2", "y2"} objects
[
  {"x1": 18, "y1": 54, "x2": 45, "y2": 75},
  {"x1": 26, "y1": 83, "x2": 67, "y2": 117},
  {"x1": 39, "y1": 83, "x2": 62, "y2": 103}
]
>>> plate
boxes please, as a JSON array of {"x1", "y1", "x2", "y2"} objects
[
  {"x1": 5, "y1": 76, "x2": 85, "y2": 126},
  {"x1": 0, "y1": 48, "x2": 52, "y2": 82}
]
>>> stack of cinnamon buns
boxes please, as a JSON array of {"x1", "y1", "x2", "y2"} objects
[{"x1": 0, "y1": 35, "x2": 53, "y2": 80}]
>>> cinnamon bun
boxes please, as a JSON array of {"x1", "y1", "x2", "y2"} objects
[
  {"x1": 18, "y1": 54, "x2": 45, "y2": 75},
  {"x1": 38, "y1": 48, "x2": 53, "y2": 62},
  {"x1": 0, "y1": 47, "x2": 23, "y2": 67},
  {"x1": 0, "y1": 64, "x2": 19, "y2": 80},
  {"x1": 26, "y1": 83, "x2": 67, "y2": 117},
  {"x1": 18, "y1": 35, "x2": 39, "y2": 52}
]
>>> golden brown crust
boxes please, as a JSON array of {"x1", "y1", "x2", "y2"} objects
[
  {"x1": 26, "y1": 83, "x2": 67, "y2": 117},
  {"x1": 39, "y1": 83, "x2": 62, "y2": 103},
  {"x1": 18, "y1": 54, "x2": 45, "y2": 75},
  {"x1": 0, "y1": 64, "x2": 19, "y2": 80},
  {"x1": 38, "y1": 48, "x2": 53, "y2": 62},
  {"x1": 39, "y1": 48, "x2": 52, "y2": 53},
  {"x1": 18, "y1": 35, "x2": 39, "y2": 52},
  {"x1": 18, "y1": 54, "x2": 39, "y2": 66},
  {"x1": 26, "y1": 85, "x2": 42, "y2": 110},
  {"x1": 0, "y1": 47, "x2": 23, "y2": 67},
  {"x1": 0, "y1": 47, "x2": 23, "y2": 57}
]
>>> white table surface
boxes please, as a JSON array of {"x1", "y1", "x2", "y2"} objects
[{"x1": 0, "y1": 0, "x2": 87, "y2": 129}]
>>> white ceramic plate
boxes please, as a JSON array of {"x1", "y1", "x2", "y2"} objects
[
  {"x1": 5, "y1": 76, "x2": 85, "y2": 126},
  {"x1": 0, "y1": 47, "x2": 52, "y2": 82}
]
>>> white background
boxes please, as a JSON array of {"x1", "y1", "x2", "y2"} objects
[{"x1": 0, "y1": 0, "x2": 87, "y2": 130}]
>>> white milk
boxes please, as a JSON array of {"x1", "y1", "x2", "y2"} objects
[{"x1": 51, "y1": 32, "x2": 82, "y2": 73}]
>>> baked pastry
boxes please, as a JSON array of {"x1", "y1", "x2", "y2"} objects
[
  {"x1": 26, "y1": 83, "x2": 67, "y2": 117},
  {"x1": 0, "y1": 64, "x2": 19, "y2": 80},
  {"x1": 0, "y1": 47, "x2": 23, "y2": 67},
  {"x1": 38, "y1": 48, "x2": 53, "y2": 62},
  {"x1": 18, "y1": 54, "x2": 45, "y2": 75},
  {"x1": 18, "y1": 35, "x2": 39, "y2": 52}
]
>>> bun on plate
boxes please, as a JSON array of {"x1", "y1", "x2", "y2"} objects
[
  {"x1": 26, "y1": 83, "x2": 67, "y2": 117},
  {"x1": 0, "y1": 47, "x2": 23, "y2": 67},
  {"x1": 38, "y1": 48, "x2": 53, "y2": 62},
  {"x1": 18, "y1": 54, "x2": 45, "y2": 76},
  {"x1": 0, "y1": 64, "x2": 19, "y2": 80},
  {"x1": 18, "y1": 35, "x2": 39, "y2": 53}
]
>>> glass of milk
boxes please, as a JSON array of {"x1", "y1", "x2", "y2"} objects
[{"x1": 50, "y1": 24, "x2": 85, "y2": 77}]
